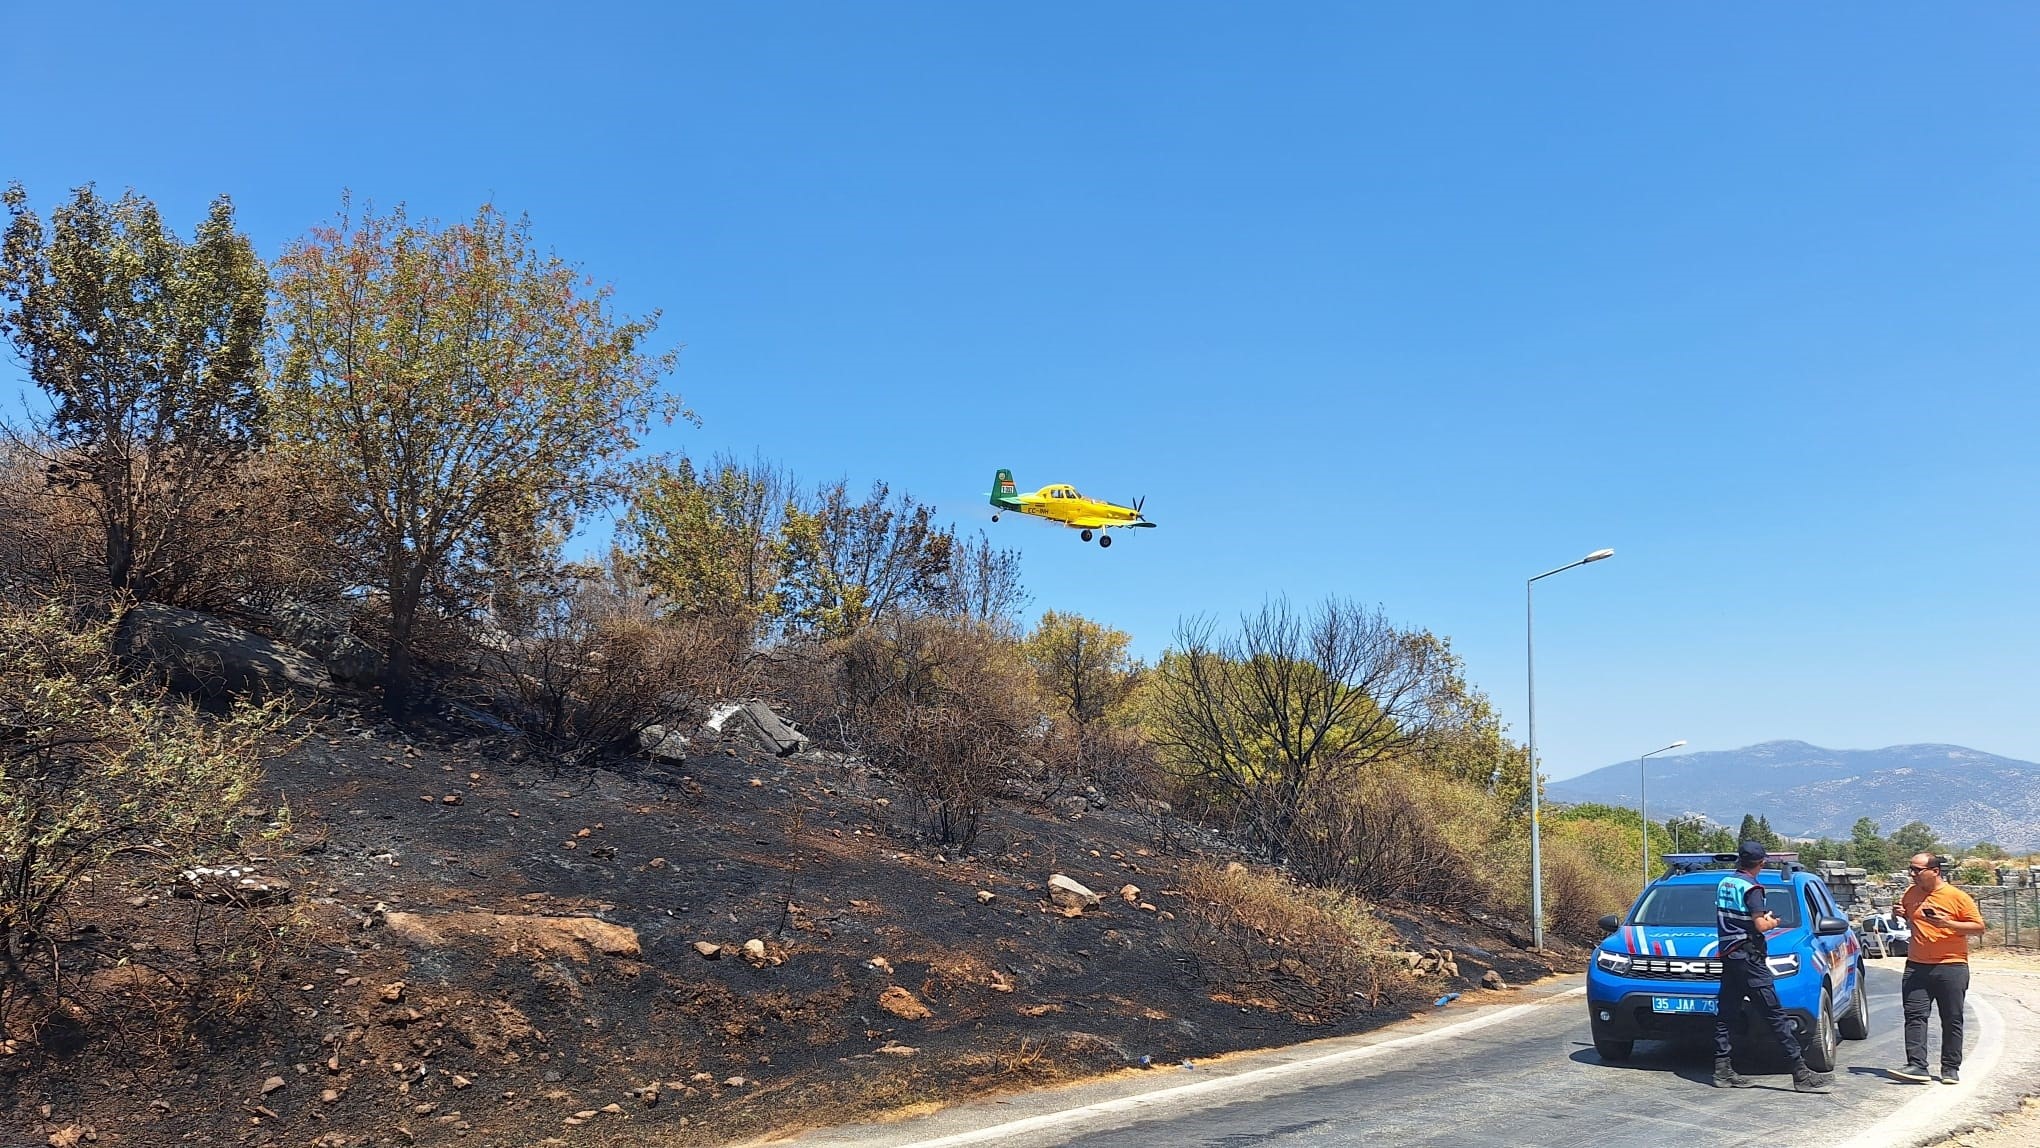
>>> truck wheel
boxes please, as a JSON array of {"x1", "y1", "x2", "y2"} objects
[
  {"x1": 1594, "y1": 1037, "x2": 1633, "y2": 1062},
  {"x1": 1803, "y1": 990, "x2": 1839, "y2": 1072},
  {"x1": 1839, "y1": 968, "x2": 1871, "y2": 1040}
]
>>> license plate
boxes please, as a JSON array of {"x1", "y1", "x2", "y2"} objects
[{"x1": 1652, "y1": 996, "x2": 1719, "y2": 1015}]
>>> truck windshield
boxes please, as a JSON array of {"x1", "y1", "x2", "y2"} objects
[{"x1": 1628, "y1": 881, "x2": 1802, "y2": 928}]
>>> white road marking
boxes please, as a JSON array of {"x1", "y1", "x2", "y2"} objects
[
  {"x1": 886, "y1": 988, "x2": 1587, "y2": 1148},
  {"x1": 1825, "y1": 986, "x2": 2005, "y2": 1148}
]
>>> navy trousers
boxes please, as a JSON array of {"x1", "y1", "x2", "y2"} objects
[{"x1": 1715, "y1": 955, "x2": 1802, "y2": 1063}]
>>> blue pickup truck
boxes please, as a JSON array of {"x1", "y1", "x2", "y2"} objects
[{"x1": 1586, "y1": 853, "x2": 1869, "y2": 1071}]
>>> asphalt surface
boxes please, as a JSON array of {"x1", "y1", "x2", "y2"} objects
[{"x1": 781, "y1": 960, "x2": 2040, "y2": 1148}]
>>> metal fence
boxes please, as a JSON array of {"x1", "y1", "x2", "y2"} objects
[{"x1": 1958, "y1": 884, "x2": 2040, "y2": 948}]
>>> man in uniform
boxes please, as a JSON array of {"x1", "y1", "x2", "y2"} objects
[
  {"x1": 1713, "y1": 841, "x2": 1834, "y2": 1092},
  {"x1": 1891, "y1": 853, "x2": 1985, "y2": 1084}
]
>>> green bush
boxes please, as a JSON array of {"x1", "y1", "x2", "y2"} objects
[{"x1": 0, "y1": 597, "x2": 287, "y2": 1036}]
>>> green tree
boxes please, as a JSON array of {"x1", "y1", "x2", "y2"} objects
[
  {"x1": 1663, "y1": 814, "x2": 1729, "y2": 854},
  {"x1": 1850, "y1": 817, "x2": 1892, "y2": 873},
  {"x1": 0, "y1": 183, "x2": 268, "y2": 600},
  {"x1": 1887, "y1": 820, "x2": 1944, "y2": 861},
  {"x1": 270, "y1": 199, "x2": 685, "y2": 712},
  {"x1": 1023, "y1": 611, "x2": 1136, "y2": 729},
  {"x1": 1798, "y1": 837, "x2": 1851, "y2": 865},
  {"x1": 1969, "y1": 841, "x2": 2010, "y2": 861},
  {"x1": 623, "y1": 453, "x2": 787, "y2": 624},
  {"x1": 1736, "y1": 814, "x2": 1782, "y2": 851},
  {"x1": 1022, "y1": 610, "x2": 1136, "y2": 777},
  {"x1": 1409, "y1": 689, "x2": 1532, "y2": 814},
  {"x1": 776, "y1": 479, "x2": 951, "y2": 639}
]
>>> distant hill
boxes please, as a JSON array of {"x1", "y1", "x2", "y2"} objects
[{"x1": 1547, "y1": 740, "x2": 2040, "y2": 852}]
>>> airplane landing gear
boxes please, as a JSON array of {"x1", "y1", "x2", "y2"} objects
[
  {"x1": 1099, "y1": 534, "x2": 1112, "y2": 548},
  {"x1": 1080, "y1": 529, "x2": 1093, "y2": 542},
  {"x1": 991, "y1": 513, "x2": 999, "y2": 522}
]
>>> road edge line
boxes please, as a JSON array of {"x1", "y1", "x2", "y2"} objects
[
  {"x1": 886, "y1": 987, "x2": 1586, "y2": 1148},
  {"x1": 1827, "y1": 982, "x2": 2007, "y2": 1148}
]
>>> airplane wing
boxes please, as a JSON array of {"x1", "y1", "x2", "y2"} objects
[{"x1": 1069, "y1": 517, "x2": 1157, "y2": 530}]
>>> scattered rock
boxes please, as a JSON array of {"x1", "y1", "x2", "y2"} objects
[
  {"x1": 875, "y1": 1042, "x2": 919, "y2": 1057},
  {"x1": 261, "y1": 1075, "x2": 285, "y2": 1094},
  {"x1": 1119, "y1": 884, "x2": 1141, "y2": 903},
  {"x1": 639, "y1": 724, "x2": 690, "y2": 762},
  {"x1": 382, "y1": 911, "x2": 641, "y2": 958},
  {"x1": 380, "y1": 982, "x2": 407, "y2": 1003},
  {"x1": 701, "y1": 700, "x2": 811, "y2": 755},
  {"x1": 1048, "y1": 874, "x2": 1102, "y2": 913},
  {"x1": 694, "y1": 941, "x2": 723, "y2": 959},
  {"x1": 866, "y1": 956, "x2": 894, "y2": 975},
  {"x1": 114, "y1": 602, "x2": 336, "y2": 700},
  {"x1": 722, "y1": 1076, "x2": 749, "y2": 1088},
  {"x1": 173, "y1": 866, "x2": 293, "y2": 907},
  {"x1": 877, "y1": 986, "x2": 932, "y2": 1020},
  {"x1": 1481, "y1": 969, "x2": 1509, "y2": 991},
  {"x1": 976, "y1": 890, "x2": 996, "y2": 904},
  {"x1": 742, "y1": 938, "x2": 768, "y2": 964}
]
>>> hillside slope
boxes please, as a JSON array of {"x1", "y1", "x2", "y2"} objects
[{"x1": 1, "y1": 705, "x2": 1562, "y2": 1147}]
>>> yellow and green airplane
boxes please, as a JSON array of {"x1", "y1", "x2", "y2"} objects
[{"x1": 987, "y1": 469, "x2": 1156, "y2": 548}]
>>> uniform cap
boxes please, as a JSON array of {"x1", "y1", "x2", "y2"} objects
[{"x1": 1737, "y1": 840, "x2": 1768, "y2": 866}]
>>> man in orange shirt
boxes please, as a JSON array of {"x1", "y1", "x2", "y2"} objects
[{"x1": 1891, "y1": 852, "x2": 1986, "y2": 1084}]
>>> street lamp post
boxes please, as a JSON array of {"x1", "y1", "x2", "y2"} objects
[
  {"x1": 1527, "y1": 547, "x2": 1614, "y2": 952},
  {"x1": 1639, "y1": 740, "x2": 1687, "y2": 889}
]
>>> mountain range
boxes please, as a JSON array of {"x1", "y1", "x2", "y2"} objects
[{"x1": 1546, "y1": 740, "x2": 2040, "y2": 852}]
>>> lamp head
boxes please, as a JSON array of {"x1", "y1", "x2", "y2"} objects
[{"x1": 1584, "y1": 548, "x2": 1615, "y2": 563}]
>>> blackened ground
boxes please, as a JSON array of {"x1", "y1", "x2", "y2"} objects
[{"x1": 0, "y1": 708, "x2": 1581, "y2": 1148}]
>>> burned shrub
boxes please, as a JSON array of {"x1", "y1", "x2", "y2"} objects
[
  {"x1": 484, "y1": 570, "x2": 756, "y2": 761},
  {"x1": 835, "y1": 616, "x2": 1037, "y2": 848}
]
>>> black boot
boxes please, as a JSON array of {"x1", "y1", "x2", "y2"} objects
[
  {"x1": 1793, "y1": 1064, "x2": 1834, "y2": 1093},
  {"x1": 1713, "y1": 1058, "x2": 1754, "y2": 1088}
]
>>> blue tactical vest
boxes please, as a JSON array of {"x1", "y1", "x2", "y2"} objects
[{"x1": 1715, "y1": 873, "x2": 1764, "y2": 960}]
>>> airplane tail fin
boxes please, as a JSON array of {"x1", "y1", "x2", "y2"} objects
[{"x1": 990, "y1": 468, "x2": 1020, "y2": 508}]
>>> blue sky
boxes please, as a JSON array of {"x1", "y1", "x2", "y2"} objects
[{"x1": 5, "y1": 4, "x2": 2036, "y2": 779}]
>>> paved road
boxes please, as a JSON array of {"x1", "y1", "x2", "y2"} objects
[{"x1": 787, "y1": 962, "x2": 2040, "y2": 1148}]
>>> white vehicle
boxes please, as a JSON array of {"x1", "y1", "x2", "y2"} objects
[{"x1": 1860, "y1": 913, "x2": 1911, "y2": 957}]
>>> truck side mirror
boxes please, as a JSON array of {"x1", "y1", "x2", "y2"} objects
[
  {"x1": 1815, "y1": 916, "x2": 1850, "y2": 937},
  {"x1": 1598, "y1": 913, "x2": 1620, "y2": 934}
]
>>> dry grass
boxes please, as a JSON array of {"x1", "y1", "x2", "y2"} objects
[
  {"x1": 1541, "y1": 834, "x2": 1640, "y2": 941},
  {"x1": 1178, "y1": 861, "x2": 1407, "y2": 1023}
]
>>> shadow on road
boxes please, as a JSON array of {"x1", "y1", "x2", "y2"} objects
[
  {"x1": 1847, "y1": 1065, "x2": 1935, "y2": 1087},
  {"x1": 1564, "y1": 1042, "x2": 1716, "y2": 1086}
]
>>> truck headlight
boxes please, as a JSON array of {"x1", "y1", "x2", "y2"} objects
[
  {"x1": 1766, "y1": 954, "x2": 1801, "y2": 977},
  {"x1": 1594, "y1": 949, "x2": 1632, "y2": 974}
]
